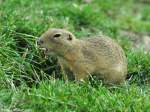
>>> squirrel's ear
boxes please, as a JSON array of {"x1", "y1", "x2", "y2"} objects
[{"x1": 67, "y1": 34, "x2": 73, "y2": 41}]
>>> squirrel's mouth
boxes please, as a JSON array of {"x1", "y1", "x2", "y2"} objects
[
  {"x1": 40, "y1": 47, "x2": 54, "y2": 55},
  {"x1": 40, "y1": 48, "x2": 48, "y2": 54}
]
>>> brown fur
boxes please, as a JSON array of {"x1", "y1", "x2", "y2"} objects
[{"x1": 37, "y1": 28, "x2": 127, "y2": 85}]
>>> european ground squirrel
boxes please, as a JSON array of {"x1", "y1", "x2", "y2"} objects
[{"x1": 37, "y1": 28, "x2": 127, "y2": 85}]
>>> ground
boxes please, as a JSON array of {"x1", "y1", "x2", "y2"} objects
[{"x1": 0, "y1": 0, "x2": 150, "y2": 111}]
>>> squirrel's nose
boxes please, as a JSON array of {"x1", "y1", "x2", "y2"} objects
[{"x1": 37, "y1": 39, "x2": 44, "y2": 45}]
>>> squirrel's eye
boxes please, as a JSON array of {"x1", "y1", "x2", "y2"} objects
[{"x1": 53, "y1": 34, "x2": 61, "y2": 38}]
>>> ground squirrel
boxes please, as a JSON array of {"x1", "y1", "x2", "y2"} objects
[{"x1": 37, "y1": 28, "x2": 127, "y2": 85}]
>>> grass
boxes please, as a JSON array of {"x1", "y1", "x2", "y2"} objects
[{"x1": 0, "y1": 0, "x2": 150, "y2": 111}]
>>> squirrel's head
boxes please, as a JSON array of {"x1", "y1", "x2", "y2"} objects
[{"x1": 37, "y1": 28, "x2": 76, "y2": 56}]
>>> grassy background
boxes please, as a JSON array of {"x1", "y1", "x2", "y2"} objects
[{"x1": 0, "y1": 0, "x2": 150, "y2": 111}]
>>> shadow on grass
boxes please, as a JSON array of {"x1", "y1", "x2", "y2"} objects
[{"x1": 127, "y1": 67, "x2": 150, "y2": 85}]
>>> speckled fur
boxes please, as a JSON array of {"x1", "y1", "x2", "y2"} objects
[{"x1": 38, "y1": 28, "x2": 127, "y2": 85}]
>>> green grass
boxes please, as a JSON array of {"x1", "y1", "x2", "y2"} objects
[{"x1": 0, "y1": 0, "x2": 150, "y2": 111}]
